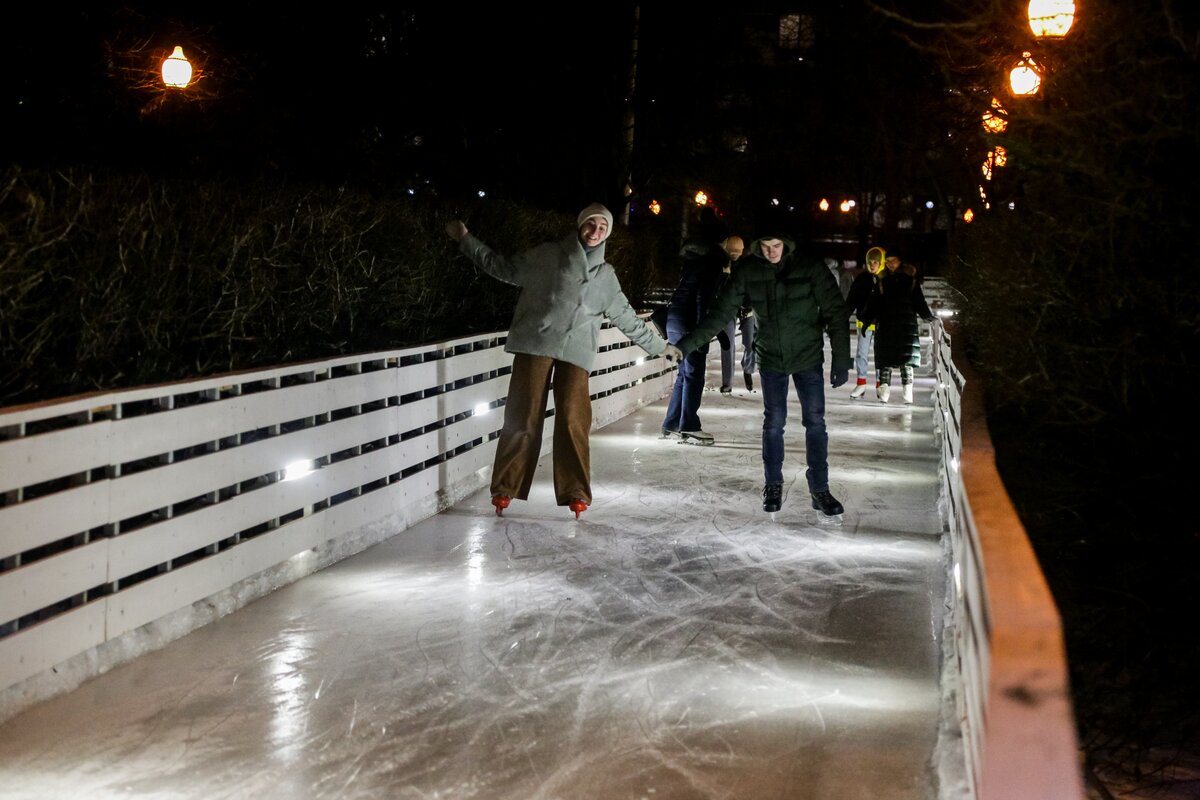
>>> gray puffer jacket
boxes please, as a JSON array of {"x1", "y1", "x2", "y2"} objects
[{"x1": 459, "y1": 232, "x2": 667, "y2": 373}]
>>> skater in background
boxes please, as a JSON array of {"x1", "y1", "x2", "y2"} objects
[
  {"x1": 859, "y1": 246, "x2": 935, "y2": 404},
  {"x1": 445, "y1": 204, "x2": 681, "y2": 518},
  {"x1": 716, "y1": 235, "x2": 758, "y2": 393},
  {"x1": 660, "y1": 207, "x2": 728, "y2": 445},
  {"x1": 674, "y1": 230, "x2": 851, "y2": 517},
  {"x1": 845, "y1": 245, "x2": 886, "y2": 398}
]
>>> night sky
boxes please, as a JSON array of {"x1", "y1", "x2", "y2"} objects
[{"x1": 2, "y1": 3, "x2": 956, "y2": 230}]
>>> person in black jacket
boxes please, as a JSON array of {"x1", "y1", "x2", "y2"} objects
[
  {"x1": 845, "y1": 246, "x2": 886, "y2": 398},
  {"x1": 675, "y1": 232, "x2": 851, "y2": 517},
  {"x1": 660, "y1": 208, "x2": 729, "y2": 444},
  {"x1": 859, "y1": 248, "x2": 935, "y2": 404}
]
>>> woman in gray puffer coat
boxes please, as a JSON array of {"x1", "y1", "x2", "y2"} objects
[{"x1": 445, "y1": 204, "x2": 680, "y2": 518}]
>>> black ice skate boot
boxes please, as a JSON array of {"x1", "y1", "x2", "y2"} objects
[
  {"x1": 811, "y1": 490, "x2": 844, "y2": 517},
  {"x1": 762, "y1": 483, "x2": 783, "y2": 513}
]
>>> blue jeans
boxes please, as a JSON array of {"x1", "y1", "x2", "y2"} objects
[
  {"x1": 854, "y1": 325, "x2": 874, "y2": 381},
  {"x1": 760, "y1": 366, "x2": 828, "y2": 492},
  {"x1": 662, "y1": 317, "x2": 708, "y2": 433}
]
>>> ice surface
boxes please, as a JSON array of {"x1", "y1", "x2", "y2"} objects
[{"x1": 0, "y1": 351, "x2": 947, "y2": 800}]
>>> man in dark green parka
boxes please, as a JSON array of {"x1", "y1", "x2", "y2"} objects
[{"x1": 676, "y1": 233, "x2": 852, "y2": 516}]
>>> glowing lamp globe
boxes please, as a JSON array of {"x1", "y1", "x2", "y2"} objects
[
  {"x1": 162, "y1": 45, "x2": 192, "y2": 88},
  {"x1": 1009, "y1": 52, "x2": 1042, "y2": 97},
  {"x1": 981, "y1": 97, "x2": 1008, "y2": 134},
  {"x1": 818, "y1": 198, "x2": 829, "y2": 211},
  {"x1": 694, "y1": 191, "x2": 709, "y2": 206},
  {"x1": 1028, "y1": 0, "x2": 1075, "y2": 39}
]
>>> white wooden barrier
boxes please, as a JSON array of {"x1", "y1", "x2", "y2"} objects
[
  {"x1": 927, "y1": 278, "x2": 1084, "y2": 800},
  {"x1": 0, "y1": 321, "x2": 674, "y2": 721}
]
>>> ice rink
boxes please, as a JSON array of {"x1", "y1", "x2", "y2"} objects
[{"x1": 0, "y1": 353, "x2": 947, "y2": 800}]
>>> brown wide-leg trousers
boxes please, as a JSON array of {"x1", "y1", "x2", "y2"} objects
[{"x1": 491, "y1": 354, "x2": 592, "y2": 506}]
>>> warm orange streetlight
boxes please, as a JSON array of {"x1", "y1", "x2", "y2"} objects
[
  {"x1": 818, "y1": 198, "x2": 830, "y2": 211},
  {"x1": 1009, "y1": 51, "x2": 1043, "y2": 96},
  {"x1": 1028, "y1": 0, "x2": 1075, "y2": 39},
  {"x1": 161, "y1": 45, "x2": 193, "y2": 88},
  {"x1": 982, "y1": 97, "x2": 1008, "y2": 134},
  {"x1": 649, "y1": 199, "x2": 662, "y2": 215},
  {"x1": 993, "y1": 145, "x2": 1008, "y2": 167},
  {"x1": 838, "y1": 200, "x2": 851, "y2": 213},
  {"x1": 963, "y1": 209, "x2": 975, "y2": 223},
  {"x1": 694, "y1": 191, "x2": 709, "y2": 206}
]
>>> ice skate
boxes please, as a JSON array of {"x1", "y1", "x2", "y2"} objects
[
  {"x1": 762, "y1": 483, "x2": 783, "y2": 513},
  {"x1": 680, "y1": 430, "x2": 715, "y2": 446},
  {"x1": 568, "y1": 499, "x2": 588, "y2": 520},
  {"x1": 902, "y1": 384, "x2": 914, "y2": 404},
  {"x1": 850, "y1": 380, "x2": 867, "y2": 398},
  {"x1": 744, "y1": 372, "x2": 755, "y2": 392},
  {"x1": 877, "y1": 384, "x2": 890, "y2": 403},
  {"x1": 811, "y1": 490, "x2": 844, "y2": 518},
  {"x1": 660, "y1": 428, "x2": 680, "y2": 439},
  {"x1": 491, "y1": 495, "x2": 511, "y2": 516},
  {"x1": 720, "y1": 385, "x2": 732, "y2": 395}
]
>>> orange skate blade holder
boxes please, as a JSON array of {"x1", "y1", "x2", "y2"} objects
[{"x1": 491, "y1": 495, "x2": 511, "y2": 516}]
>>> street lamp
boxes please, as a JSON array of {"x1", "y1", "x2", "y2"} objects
[
  {"x1": 818, "y1": 198, "x2": 829, "y2": 211},
  {"x1": 982, "y1": 97, "x2": 1008, "y2": 134},
  {"x1": 1028, "y1": 0, "x2": 1075, "y2": 39},
  {"x1": 649, "y1": 199, "x2": 661, "y2": 215},
  {"x1": 1009, "y1": 51, "x2": 1042, "y2": 96},
  {"x1": 694, "y1": 190, "x2": 709, "y2": 206},
  {"x1": 161, "y1": 45, "x2": 193, "y2": 89}
]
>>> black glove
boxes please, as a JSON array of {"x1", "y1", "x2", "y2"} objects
[{"x1": 830, "y1": 368, "x2": 849, "y2": 389}]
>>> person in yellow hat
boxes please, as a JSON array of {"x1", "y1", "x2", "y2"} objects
[{"x1": 845, "y1": 246, "x2": 886, "y2": 398}]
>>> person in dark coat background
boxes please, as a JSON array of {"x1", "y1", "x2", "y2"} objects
[
  {"x1": 859, "y1": 247, "x2": 935, "y2": 404},
  {"x1": 845, "y1": 245, "x2": 886, "y2": 399},
  {"x1": 660, "y1": 207, "x2": 729, "y2": 445}
]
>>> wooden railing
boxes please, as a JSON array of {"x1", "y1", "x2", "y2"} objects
[
  {"x1": 927, "y1": 280, "x2": 1084, "y2": 799},
  {"x1": 0, "y1": 320, "x2": 674, "y2": 721}
]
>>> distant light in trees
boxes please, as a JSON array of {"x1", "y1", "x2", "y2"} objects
[
  {"x1": 847, "y1": 199, "x2": 856, "y2": 208},
  {"x1": 770, "y1": 198, "x2": 780, "y2": 206},
  {"x1": 963, "y1": 209, "x2": 975, "y2": 223},
  {"x1": 1008, "y1": 201, "x2": 1017, "y2": 210},
  {"x1": 1028, "y1": 0, "x2": 1075, "y2": 39},
  {"x1": 477, "y1": 190, "x2": 487, "y2": 198},
  {"x1": 819, "y1": 198, "x2": 830, "y2": 211},
  {"x1": 839, "y1": 200, "x2": 852, "y2": 212},
  {"x1": 649, "y1": 199, "x2": 661, "y2": 215},
  {"x1": 925, "y1": 200, "x2": 935, "y2": 209},
  {"x1": 694, "y1": 191, "x2": 709, "y2": 206},
  {"x1": 993, "y1": 145, "x2": 1008, "y2": 167},
  {"x1": 981, "y1": 153, "x2": 994, "y2": 181},
  {"x1": 161, "y1": 46, "x2": 193, "y2": 88},
  {"x1": 982, "y1": 97, "x2": 1008, "y2": 133},
  {"x1": 1009, "y1": 52, "x2": 1043, "y2": 96}
]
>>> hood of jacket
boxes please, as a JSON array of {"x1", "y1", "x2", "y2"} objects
[{"x1": 746, "y1": 234, "x2": 797, "y2": 266}]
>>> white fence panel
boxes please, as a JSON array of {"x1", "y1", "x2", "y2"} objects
[{"x1": 0, "y1": 321, "x2": 674, "y2": 720}]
